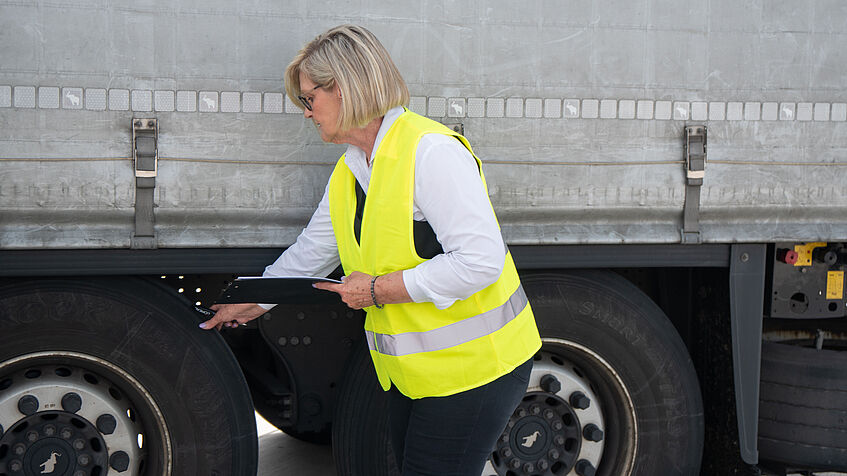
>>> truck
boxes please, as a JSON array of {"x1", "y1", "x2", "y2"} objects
[{"x1": 1, "y1": 1, "x2": 845, "y2": 475}]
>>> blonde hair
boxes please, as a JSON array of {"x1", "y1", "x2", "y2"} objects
[{"x1": 284, "y1": 25, "x2": 410, "y2": 131}]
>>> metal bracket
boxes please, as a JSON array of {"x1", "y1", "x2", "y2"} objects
[
  {"x1": 682, "y1": 125, "x2": 706, "y2": 244},
  {"x1": 729, "y1": 244, "x2": 766, "y2": 464},
  {"x1": 443, "y1": 122, "x2": 464, "y2": 136},
  {"x1": 131, "y1": 118, "x2": 158, "y2": 249}
]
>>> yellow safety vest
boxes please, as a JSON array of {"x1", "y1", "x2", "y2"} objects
[{"x1": 328, "y1": 110, "x2": 541, "y2": 399}]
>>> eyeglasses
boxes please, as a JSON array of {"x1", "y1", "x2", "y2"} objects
[{"x1": 297, "y1": 85, "x2": 321, "y2": 111}]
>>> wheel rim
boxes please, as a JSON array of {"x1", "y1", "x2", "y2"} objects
[
  {"x1": 489, "y1": 338, "x2": 637, "y2": 476},
  {"x1": 0, "y1": 352, "x2": 172, "y2": 476}
]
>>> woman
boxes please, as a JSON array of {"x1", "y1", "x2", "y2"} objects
[{"x1": 199, "y1": 24, "x2": 541, "y2": 476}]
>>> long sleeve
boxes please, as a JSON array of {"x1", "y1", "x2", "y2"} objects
[
  {"x1": 401, "y1": 134, "x2": 506, "y2": 309},
  {"x1": 259, "y1": 107, "x2": 505, "y2": 311}
]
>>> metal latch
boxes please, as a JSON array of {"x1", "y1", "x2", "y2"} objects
[
  {"x1": 133, "y1": 118, "x2": 158, "y2": 177},
  {"x1": 685, "y1": 125, "x2": 706, "y2": 183},
  {"x1": 131, "y1": 118, "x2": 158, "y2": 249},
  {"x1": 682, "y1": 125, "x2": 706, "y2": 244}
]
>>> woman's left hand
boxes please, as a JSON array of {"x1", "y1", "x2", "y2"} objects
[
  {"x1": 314, "y1": 270, "x2": 412, "y2": 310},
  {"x1": 313, "y1": 271, "x2": 375, "y2": 309}
]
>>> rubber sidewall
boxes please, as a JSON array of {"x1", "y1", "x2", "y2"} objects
[
  {"x1": 332, "y1": 340, "x2": 397, "y2": 476},
  {"x1": 0, "y1": 278, "x2": 258, "y2": 475},
  {"x1": 522, "y1": 271, "x2": 704, "y2": 476}
]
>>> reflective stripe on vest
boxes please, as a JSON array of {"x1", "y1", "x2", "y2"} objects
[{"x1": 367, "y1": 284, "x2": 529, "y2": 356}]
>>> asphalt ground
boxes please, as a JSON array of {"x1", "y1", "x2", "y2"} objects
[{"x1": 257, "y1": 413, "x2": 335, "y2": 475}]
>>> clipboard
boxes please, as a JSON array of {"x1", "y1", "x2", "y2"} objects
[{"x1": 215, "y1": 276, "x2": 343, "y2": 305}]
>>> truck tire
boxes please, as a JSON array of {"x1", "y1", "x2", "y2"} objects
[
  {"x1": 332, "y1": 340, "x2": 398, "y2": 476},
  {"x1": 519, "y1": 271, "x2": 704, "y2": 476},
  {"x1": 0, "y1": 278, "x2": 258, "y2": 476},
  {"x1": 332, "y1": 270, "x2": 703, "y2": 476},
  {"x1": 758, "y1": 340, "x2": 847, "y2": 470}
]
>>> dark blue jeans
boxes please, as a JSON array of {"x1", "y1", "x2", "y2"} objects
[{"x1": 388, "y1": 358, "x2": 533, "y2": 476}]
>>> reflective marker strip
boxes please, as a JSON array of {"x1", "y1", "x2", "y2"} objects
[
  {"x1": 1, "y1": 86, "x2": 844, "y2": 122},
  {"x1": 366, "y1": 285, "x2": 529, "y2": 357}
]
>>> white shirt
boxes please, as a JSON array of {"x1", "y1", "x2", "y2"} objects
[{"x1": 260, "y1": 106, "x2": 505, "y2": 310}]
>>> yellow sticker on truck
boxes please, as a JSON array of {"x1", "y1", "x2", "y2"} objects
[
  {"x1": 827, "y1": 271, "x2": 844, "y2": 300},
  {"x1": 793, "y1": 242, "x2": 827, "y2": 267}
]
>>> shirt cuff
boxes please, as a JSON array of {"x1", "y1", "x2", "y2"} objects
[
  {"x1": 402, "y1": 268, "x2": 456, "y2": 310},
  {"x1": 257, "y1": 303, "x2": 276, "y2": 311},
  {"x1": 402, "y1": 269, "x2": 426, "y2": 302}
]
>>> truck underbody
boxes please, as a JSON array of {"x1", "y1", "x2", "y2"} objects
[{"x1": 2, "y1": 242, "x2": 845, "y2": 475}]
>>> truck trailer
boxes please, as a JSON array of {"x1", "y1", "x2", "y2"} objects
[{"x1": 1, "y1": 1, "x2": 846, "y2": 475}]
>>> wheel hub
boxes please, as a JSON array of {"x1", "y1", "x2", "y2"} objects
[
  {"x1": 511, "y1": 415, "x2": 552, "y2": 461},
  {"x1": 495, "y1": 392, "x2": 583, "y2": 475},
  {"x1": 0, "y1": 361, "x2": 148, "y2": 476},
  {"x1": 488, "y1": 351, "x2": 606, "y2": 476},
  {"x1": 2, "y1": 411, "x2": 108, "y2": 476}
]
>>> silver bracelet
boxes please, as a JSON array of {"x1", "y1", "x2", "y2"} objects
[{"x1": 370, "y1": 275, "x2": 384, "y2": 309}]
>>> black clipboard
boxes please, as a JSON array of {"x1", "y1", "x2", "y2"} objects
[{"x1": 216, "y1": 276, "x2": 343, "y2": 305}]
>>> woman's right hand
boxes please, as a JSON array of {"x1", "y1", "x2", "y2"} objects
[{"x1": 198, "y1": 303, "x2": 267, "y2": 331}]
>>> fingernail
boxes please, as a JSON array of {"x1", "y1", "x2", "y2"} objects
[
  {"x1": 312, "y1": 283, "x2": 317, "y2": 288},
  {"x1": 198, "y1": 323, "x2": 206, "y2": 329}
]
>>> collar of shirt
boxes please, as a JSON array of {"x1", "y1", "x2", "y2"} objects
[{"x1": 344, "y1": 106, "x2": 405, "y2": 193}]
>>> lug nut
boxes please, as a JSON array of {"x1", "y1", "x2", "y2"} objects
[
  {"x1": 97, "y1": 414, "x2": 118, "y2": 435},
  {"x1": 26, "y1": 431, "x2": 38, "y2": 442},
  {"x1": 500, "y1": 447, "x2": 512, "y2": 458},
  {"x1": 500, "y1": 433, "x2": 509, "y2": 443},
  {"x1": 61, "y1": 427, "x2": 73, "y2": 439},
  {"x1": 13, "y1": 443, "x2": 26, "y2": 455},
  {"x1": 576, "y1": 459, "x2": 596, "y2": 476},
  {"x1": 543, "y1": 409, "x2": 555, "y2": 420},
  {"x1": 508, "y1": 458, "x2": 521, "y2": 469},
  {"x1": 110, "y1": 451, "x2": 131, "y2": 472},
  {"x1": 78, "y1": 453, "x2": 91, "y2": 466},
  {"x1": 583, "y1": 423, "x2": 604, "y2": 442},
  {"x1": 554, "y1": 435, "x2": 565, "y2": 446},
  {"x1": 61, "y1": 392, "x2": 82, "y2": 413},
  {"x1": 530, "y1": 404, "x2": 541, "y2": 415},
  {"x1": 552, "y1": 420, "x2": 563, "y2": 430},
  {"x1": 523, "y1": 463, "x2": 535, "y2": 473},
  {"x1": 516, "y1": 408, "x2": 527, "y2": 418},
  {"x1": 569, "y1": 391, "x2": 590, "y2": 410},
  {"x1": 9, "y1": 460, "x2": 22, "y2": 472},
  {"x1": 548, "y1": 448, "x2": 560, "y2": 460},
  {"x1": 18, "y1": 395, "x2": 39, "y2": 415},
  {"x1": 540, "y1": 374, "x2": 562, "y2": 394},
  {"x1": 43, "y1": 425, "x2": 56, "y2": 436},
  {"x1": 73, "y1": 438, "x2": 85, "y2": 450}
]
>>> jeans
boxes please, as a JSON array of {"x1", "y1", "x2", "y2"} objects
[{"x1": 388, "y1": 358, "x2": 533, "y2": 476}]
